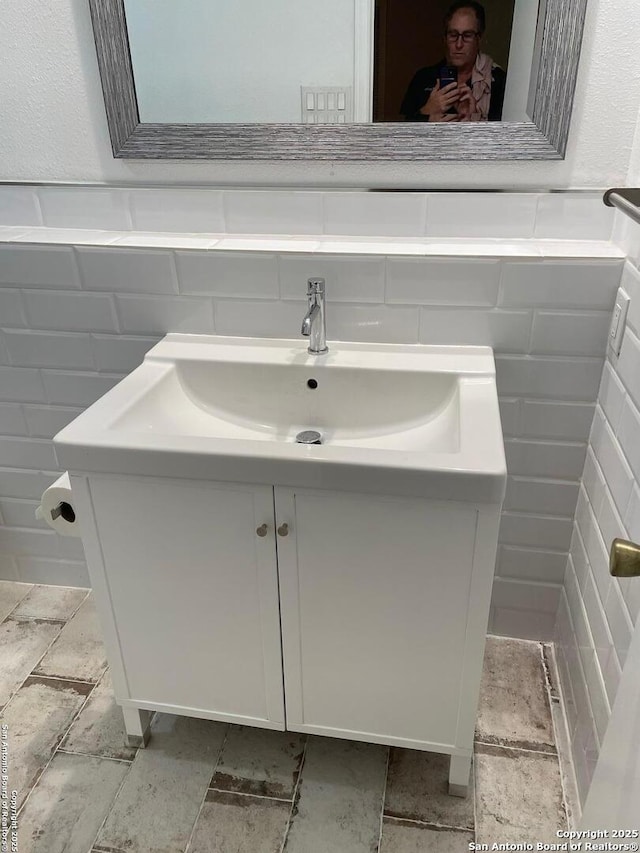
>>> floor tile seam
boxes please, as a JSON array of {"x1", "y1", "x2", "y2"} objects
[
  {"x1": 278, "y1": 736, "x2": 308, "y2": 853},
  {"x1": 486, "y1": 633, "x2": 543, "y2": 647},
  {"x1": 88, "y1": 735, "x2": 141, "y2": 853},
  {"x1": 6, "y1": 587, "x2": 90, "y2": 625},
  {"x1": 6, "y1": 611, "x2": 74, "y2": 625},
  {"x1": 473, "y1": 729, "x2": 558, "y2": 752},
  {"x1": 204, "y1": 722, "x2": 230, "y2": 788},
  {"x1": 0, "y1": 583, "x2": 35, "y2": 622},
  {"x1": 0, "y1": 620, "x2": 78, "y2": 714},
  {"x1": 541, "y1": 642, "x2": 561, "y2": 707},
  {"x1": 382, "y1": 814, "x2": 475, "y2": 834},
  {"x1": 28, "y1": 670, "x2": 101, "y2": 687},
  {"x1": 15, "y1": 672, "x2": 104, "y2": 822},
  {"x1": 474, "y1": 739, "x2": 559, "y2": 757},
  {"x1": 65, "y1": 588, "x2": 92, "y2": 622},
  {"x1": 472, "y1": 747, "x2": 478, "y2": 844},
  {"x1": 543, "y1": 642, "x2": 580, "y2": 829},
  {"x1": 206, "y1": 785, "x2": 294, "y2": 804},
  {"x1": 4, "y1": 614, "x2": 66, "y2": 627},
  {"x1": 92, "y1": 845, "x2": 130, "y2": 853},
  {"x1": 15, "y1": 760, "x2": 48, "y2": 819},
  {"x1": 55, "y1": 747, "x2": 134, "y2": 764},
  {"x1": 53, "y1": 666, "x2": 109, "y2": 754},
  {"x1": 376, "y1": 745, "x2": 392, "y2": 852},
  {"x1": 184, "y1": 723, "x2": 231, "y2": 853},
  {"x1": 541, "y1": 641, "x2": 571, "y2": 829}
]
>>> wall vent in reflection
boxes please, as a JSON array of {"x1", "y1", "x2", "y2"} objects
[{"x1": 300, "y1": 87, "x2": 353, "y2": 124}]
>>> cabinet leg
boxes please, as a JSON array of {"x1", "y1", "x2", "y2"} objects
[
  {"x1": 448, "y1": 753, "x2": 472, "y2": 798},
  {"x1": 122, "y1": 707, "x2": 153, "y2": 748}
]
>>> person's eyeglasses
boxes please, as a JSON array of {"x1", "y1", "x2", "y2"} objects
[{"x1": 446, "y1": 30, "x2": 479, "y2": 43}]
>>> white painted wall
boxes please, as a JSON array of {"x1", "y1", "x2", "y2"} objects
[
  {"x1": 123, "y1": 0, "x2": 355, "y2": 124},
  {"x1": 0, "y1": 0, "x2": 639, "y2": 187},
  {"x1": 501, "y1": 0, "x2": 538, "y2": 122}
]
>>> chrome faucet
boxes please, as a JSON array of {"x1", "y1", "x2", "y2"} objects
[{"x1": 301, "y1": 278, "x2": 328, "y2": 354}]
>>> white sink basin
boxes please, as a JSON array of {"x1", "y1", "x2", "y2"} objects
[{"x1": 54, "y1": 334, "x2": 506, "y2": 502}]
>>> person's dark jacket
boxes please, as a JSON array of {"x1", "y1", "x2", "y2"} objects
[{"x1": 400, "y1": 59, "x2": 506, "y2": 121}]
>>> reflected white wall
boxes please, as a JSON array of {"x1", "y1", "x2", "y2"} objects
[
  {"x1": 124, "y1": 0, "x2": 356, "y2": 123},
  {"x1": 502, "y1": 0, "x2": 539, "y2": 121}
]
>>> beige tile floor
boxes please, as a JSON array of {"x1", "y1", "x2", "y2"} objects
[{"x1": 0, "y1": 579, "x2": 572, "y2": 853}]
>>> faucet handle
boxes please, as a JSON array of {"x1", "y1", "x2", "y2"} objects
[{"x1": 307, "y1": 277, "x2": 325, "y2": 295}]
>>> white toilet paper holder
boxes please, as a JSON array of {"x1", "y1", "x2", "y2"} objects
[
  {"x1": 36, "y1": 501, "x2": 76, "y2": 523},
  {"x1": 51, "y1": 502, "x2": 76, "y2": 522}
]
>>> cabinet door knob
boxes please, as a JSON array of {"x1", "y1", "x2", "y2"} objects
[
  {"x1": 277, "y1": 523, "x2": 289, "y2": 537},
  {"x1": 256, "y1": 524, "x2": 268, "y2": 537}
]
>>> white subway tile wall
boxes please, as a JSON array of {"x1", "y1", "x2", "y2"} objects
[
  {"x1": 0, "y1": 186, "x2": 616, "y2": 241},
  {"x1": 426, "y1": 193, "x2": 538, "y2": 239},
  {"x1": 323, "y1": 192, "x2": 428, "y2": 237},
  {"x1": 0, "y1": 187, "x2": 43, "y2": 227},
  {"x1": 38, "y1": 188, "x2": 132, "y2": 231},
  {"x1": 0, "y1": 186, "x2": 623, "y2": 638},
  {"x1": 129, "y1": 189, "x2": 225, "y2": 234},
  {"x1": 555, "y1": 251, "x2": 640, "y2": 808}
]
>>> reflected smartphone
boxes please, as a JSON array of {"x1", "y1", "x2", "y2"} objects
[{"x1": 439, "y1": 65, "x2": 457, "y2": 89}]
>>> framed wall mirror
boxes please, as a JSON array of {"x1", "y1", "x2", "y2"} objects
[{"x1": 89, "y1": 0, "x2": 587, "y2": 161}]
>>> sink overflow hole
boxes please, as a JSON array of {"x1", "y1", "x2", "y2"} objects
[
  {"x1": 307, "y1": 379, "x2": 318, "y2": 389},
  {"x1": 296, "y1": 430, "x2": 322, "y2": 445}
]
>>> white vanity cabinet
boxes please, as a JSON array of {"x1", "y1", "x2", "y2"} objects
[
  {"x1": 72, "y1": 471, "x2": 501, "y2": 794},
  {"x1": 78, "y1": 475, "x2": 286, "y2": 731},
  {"x1": 275, "y1": 487, "x2": 497, "y2": 760}
]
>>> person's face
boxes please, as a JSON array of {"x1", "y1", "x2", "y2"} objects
[{"x1": 444, "y1": 9, "x2": 481, "y2": 68}]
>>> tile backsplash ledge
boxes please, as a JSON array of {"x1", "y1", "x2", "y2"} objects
[{"x1": 0, "y1": 186, "x2": 615, "y2": 242}]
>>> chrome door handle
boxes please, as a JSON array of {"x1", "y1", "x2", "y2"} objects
[{"x1": 610, "y1": 538, "x2": 640, "y2": 577}]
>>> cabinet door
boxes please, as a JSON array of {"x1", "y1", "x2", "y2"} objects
[
  {"x1": 89, "y1": 475, "x2": 284, "y2": 729},
  {"x1": 275, "y1": 487, "x2": 480, "y2": 749}
]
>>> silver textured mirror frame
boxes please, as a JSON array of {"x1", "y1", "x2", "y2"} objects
[{"x1": 90, "y1": 0, "x2": 588, "y2": 161}]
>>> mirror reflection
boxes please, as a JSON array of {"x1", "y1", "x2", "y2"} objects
[{"x1": 123, "y1": 0, "x2": 537, "y2": 125}]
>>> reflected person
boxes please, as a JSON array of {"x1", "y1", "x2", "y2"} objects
[{"x1": 400, "y1": 2, "x2": 506, "y2": 122}]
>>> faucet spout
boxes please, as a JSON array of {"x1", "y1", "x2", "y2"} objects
[
  {"x1": 301, "y1": 303, "x2": 320, "y2": 336},
  {"x1": 301, "y1": 278, "x2": 328, "y2": 355}
]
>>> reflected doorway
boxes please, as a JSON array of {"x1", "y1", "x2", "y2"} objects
[{"x1": 373, "y1": 0, "x2": 517, "y2": 122}]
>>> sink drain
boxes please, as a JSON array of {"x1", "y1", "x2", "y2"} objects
[{"x1": 296, "y1": 430, "x2": 322, "y2": 445}]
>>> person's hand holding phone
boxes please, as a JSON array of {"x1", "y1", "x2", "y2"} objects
[
  {"x1": 455, "y1": 84, "x2": 477, "y2": 121},
  {"x1": 419, "y1": 80, "x2": 460, "y2": 122}
]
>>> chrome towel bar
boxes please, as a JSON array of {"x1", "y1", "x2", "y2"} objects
[{"x1": 603, "y1": 188, "x2": 640, "y2": 227}]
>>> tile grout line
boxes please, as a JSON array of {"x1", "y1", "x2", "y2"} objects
[
  {"x1": 1, "y1": 610, "x2": 80, "y2": 715},
  {"x1": 278, "y1": 736, "x2": 308, "y2": 853},
  {"x1": 540, "y1": 641, "x2": 572, "y2": 828},
  {"x1": 0, "y1": 582, "x2": 35, "y2": 622},
  {"x1": 27, "y1": 670, "x2": 103, "y2": 687},
  {"x1": 376, "y1": 746, "x2": 391, "y2": 852},
  {"x1": 88, "y1": 743, "x2": 141, "y2": 853},
  {"x1": 206, "y1": 785, "x2": 294, "y2": 805},
  {"x1": 55, "y1": 747, "x2": 134, "y2": 765},
  {"x1": 183, "y1": 723, "x2": 230, "y2": 853},
  {"x1": 15, "y1": 665, "x2": 108, "y2": 821},
  {"x1": 1, "y1": 586, "x2": 90, "y2": 626},
  {"x1": 542, "y1": 642, "x2": 581, "y2": 829},
  {"x1": 473, "y1": 737, "x2": 557, "y2": 756},
  {"x1": 383, "y1": 814, "x2": 476, "y2": 835},
  {"x1": 472, "y1": 744, "x2": 479, "y2": 844}
]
